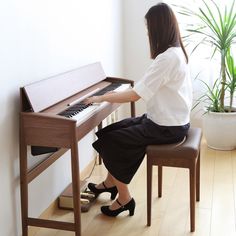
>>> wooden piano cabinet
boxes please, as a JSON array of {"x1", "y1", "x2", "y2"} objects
[{"x1": 19, "y1": 62, "x2": 136, "y2": 236}]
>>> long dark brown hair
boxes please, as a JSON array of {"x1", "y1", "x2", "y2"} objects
[{"x1": 145, "y1": 3, "x2": 188, "y2": 63}]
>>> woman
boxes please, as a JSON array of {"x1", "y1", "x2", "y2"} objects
[{"x1": 84, "y1": 2, "x2": 192, "y2": 217}]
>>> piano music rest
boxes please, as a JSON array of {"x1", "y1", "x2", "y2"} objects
[{"x1": 19, "y1": 62, "x2": 135, "y2": 236}]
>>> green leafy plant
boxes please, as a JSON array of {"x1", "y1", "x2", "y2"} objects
[
  {"x1": 177, "y1": 0, "x2": 236, "y2": 112},
  {"x1": 226, "y1": 50, "x2": 236, "y2": 112},
  {"x1": 193, "y1": 78, "x2": 225, "y2": 112}
]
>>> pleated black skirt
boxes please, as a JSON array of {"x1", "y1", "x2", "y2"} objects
[{"x1": 93, "y1": 114, "x2": 189, "y2": 184}]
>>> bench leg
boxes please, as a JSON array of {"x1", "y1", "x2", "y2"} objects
[
  {"x1": 147, "y1": 161, "x2": 153, "y2": 226},
  {"x1": 158, "y1": 166, "x2": 162, "y2": 198},
  {"x1": 196, "y1": 152, "x2": 200, "y2": 201},
  {"x1": 189, "y1": 163, "x2": 196, "y2": 232}
]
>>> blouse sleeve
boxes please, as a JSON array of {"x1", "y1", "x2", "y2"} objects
[{"x1": 133, "y1": 53, "x2": 172, "y2": 102}]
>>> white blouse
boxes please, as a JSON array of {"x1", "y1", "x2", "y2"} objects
[{"x1": 133, "y1": 47, "x2": 192, "y2": 126}]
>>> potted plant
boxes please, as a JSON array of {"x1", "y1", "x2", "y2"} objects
[{"x1": 177, "y1": 0, "x2": 236, "y2": 150}]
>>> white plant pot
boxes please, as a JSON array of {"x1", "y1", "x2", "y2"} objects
[{"x1": 203, "y1": 111, "x2": 236, "y2": 150}]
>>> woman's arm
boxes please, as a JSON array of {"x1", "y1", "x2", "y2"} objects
[{"x1": 84, "y1": 88, "x2": 140, "y2": 104}]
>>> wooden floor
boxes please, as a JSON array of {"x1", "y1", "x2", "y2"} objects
[{"x1": 32, "y1": 138, "x2": 236, "y2": 236}]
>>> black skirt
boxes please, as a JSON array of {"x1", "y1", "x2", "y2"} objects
[{"x1": 93, "y1": 114, "x2": 189, "y2": 184}]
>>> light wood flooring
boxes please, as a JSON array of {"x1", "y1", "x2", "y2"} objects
[{"x1": 31, "y1": 138, "x2": 236, "y2": 236}]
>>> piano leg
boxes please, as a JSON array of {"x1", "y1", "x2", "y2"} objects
[
  {"x1": 131, "y1": 101, "x2": 136, "y2": 118},
  {"x1": 97, "y1": 122, "x2": 103, "y2": 165},
  {"x1": 71, "y1": 131, "x2": 82, "y2": 236},
  {"x1": 19, "y1": 127, "x2": 28, "y2": 236}
]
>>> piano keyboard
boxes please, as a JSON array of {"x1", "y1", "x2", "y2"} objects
[{"x1": 58, "y1": 83, "x2": 130, "y2": 124}]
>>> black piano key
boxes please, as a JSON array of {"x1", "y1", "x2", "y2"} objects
[{"x1": 93, "y1": 83, "x2": 122, "y2": 96}]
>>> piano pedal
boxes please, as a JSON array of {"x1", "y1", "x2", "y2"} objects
[
  {"x1": 58, "y1": 181, "x2": 97, "y2": 212},
  {"x1": 80, "y1": 189, "x2": 97, "y2": 212},
  {"x1": 81, "y1": 192, "x2": 96, "y2": 198},
  {"x1": 80, "y1": 198, "x2": 89, "y2": 204}
]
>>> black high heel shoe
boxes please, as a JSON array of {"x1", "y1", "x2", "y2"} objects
[
  {"x1": 101, "y1": 198, "x2": 136, "y2": 217},
  {"x1": 87, "y1": 182, "x2": 118, "y2": 200}
]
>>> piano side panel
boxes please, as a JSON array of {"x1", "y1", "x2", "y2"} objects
[
  {"x1": 20, "y1": 88, "x2": 32, "y2": 112},
  {"x1": 21, "y1": 113, "x2": 76, "y2": 148},
  {"x1": 23, "y1": 62, "x2": 106, "y2": 112}
]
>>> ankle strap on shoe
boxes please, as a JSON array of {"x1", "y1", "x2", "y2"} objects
[
  {"x1": 102, "y1": 181, "x2": 108, "y2": 189},
  {"x1": 116, "y1": 199, "x2": 123, "y2": 207}
]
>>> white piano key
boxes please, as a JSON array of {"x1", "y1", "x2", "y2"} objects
[
  {"x1": 71, "y1": 104, "x2": 101, "y2": 125},
  {"x1": 71, "y1": 83, "x2": 130, "y2": 125},
  {"x1": 113, "y1": 83, "x2": 130, "y2": 92}
]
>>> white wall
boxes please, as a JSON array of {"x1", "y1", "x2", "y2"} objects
[
  {"x1": 122, "y1": 0, "x2": 162, "y2": 116},
  {"x1": 0, "y1": 0, "x2": 122, "y2": 235}
]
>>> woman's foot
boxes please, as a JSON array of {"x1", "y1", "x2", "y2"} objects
[
  {"x1": 87, "y1": 182, "x2": 118, "y2": 200},
  {"x1": 101, "y1": 198, "x2": 136, "y2": 217}
]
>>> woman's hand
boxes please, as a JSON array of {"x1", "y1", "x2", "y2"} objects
[
  {"x1": 83, "y1": 95, "x2": 103, "y2": 105},
  {"x1": 83, "y1": 91, "x2": 115, "y2": 104}
]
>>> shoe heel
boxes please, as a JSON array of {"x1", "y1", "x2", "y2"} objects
[
  {"x1": 127, "y1": 198, "x2": 135, "y2": 216},
  {"x1": 110, "y1": 191, "x2": 117, "y2": 200},
  {"x1": 129, "y1": 206, "x2": 135, "y2": 216}
]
